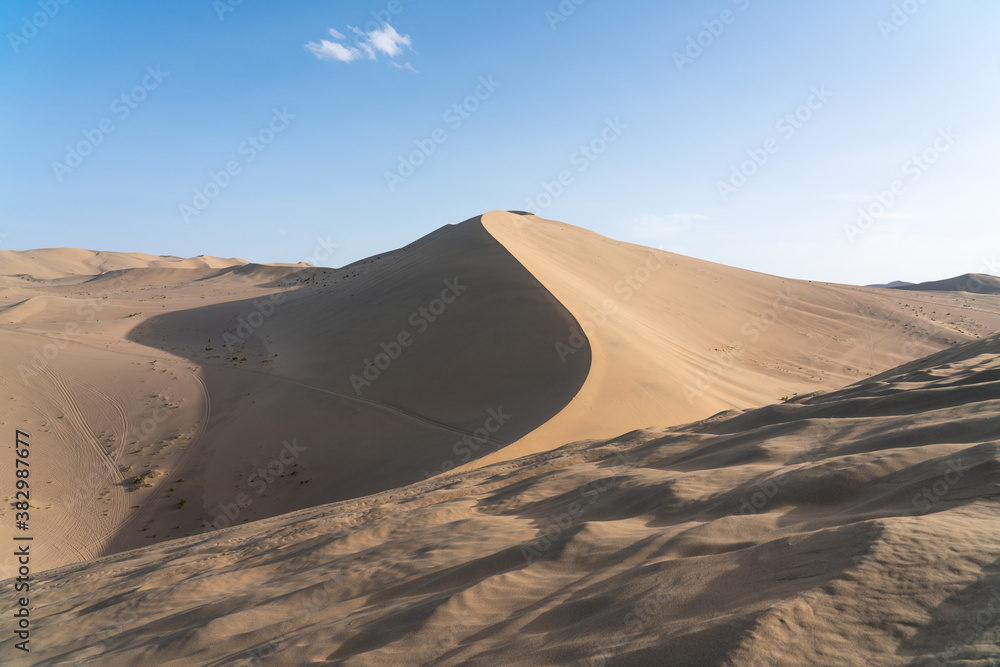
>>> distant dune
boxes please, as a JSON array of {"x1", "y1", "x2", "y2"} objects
[
  {"x1": 10, "y1": 331, "x2": 1000, "y2": 665},
  {"x1": 0, "y1": 248, "x2": 250, "y2": 280},
  {"x1": 889, "y1": 273, "x2": 1000, "y2": 295}
]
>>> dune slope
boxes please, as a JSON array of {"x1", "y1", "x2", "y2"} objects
[
  {"x1": 0, "y1": 259, "x2": 311, "y2": 571},
  {"x1": 116, "y1": 216, "x2": 591, "y2": 549},
  {"x1": 472, "y1": 210, "x2": 1000, "y2": 465},
  {"x1": 8, "y1": 333, "x2": 1000, "y2": 666}
]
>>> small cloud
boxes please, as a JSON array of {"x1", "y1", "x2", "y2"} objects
[
  {"x1": 628, "y1": 213, "x2": 710, "y2": 242},
  {"x1": 368, "y1": 24, "x2": 411, "y2": 57},
  {"x1": 307, "y1": 23, "x2": 414, "y2": 68},
  {"x1": 389, "y1": 61, "x2": 418, "y2": 73},
  {"x1": 305, "y1": 39, "x2": 362, "y2": 63},
  {"x1": 346, "y1": 25, "x2": 376, "y2": 59}
]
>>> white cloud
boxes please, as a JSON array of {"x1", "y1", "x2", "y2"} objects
[
  {"x1": 306, "y1": 24, "x2": 414, "y2": 69},
  {"x1": 346, "y1": 26, "x2": 377, "y2": 59},
  {"x1": 368, "y1": 24, "x2": 411, "y2": 57},
  {"x1": 305, "y1": 39, "x2": 361, "y2": 63}
]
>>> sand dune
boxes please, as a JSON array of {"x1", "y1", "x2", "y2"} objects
[
  {"x1": 891, "y1": 273, "x2": 1000, "y2": 295},
  {"x1": 868, "y1": 280, "x2": 915, "y2": 288},
  {"x1": 0, "y1": 248, "x2": 249, "y2": 281},
  {"x1": 2, "y1": 213, "x2": 1000, "y2": 578},
  {"x1": 119, "y1": 217, "x2": 591, "y2": 546},
  {"x1": 8, "y1": 332, "x2": 999, "y2": 665},
  {"x1": 471, "y1": 211, "x2": 1000, "y2": 466}
]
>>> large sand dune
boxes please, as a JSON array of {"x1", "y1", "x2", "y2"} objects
[
  {"x1": 7, "y1": 332, "x2": 999, "y2": 665},
  {"x1": 472, "y1": 211, "x2": 1000, "y2": 465},
  {"x1": 2, "y1": 213, "x2": 1000, "y2": 578}
]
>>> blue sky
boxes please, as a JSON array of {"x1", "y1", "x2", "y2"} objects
[{"x1": 2, "y1": 0, "x2": 997, "y2": 284}]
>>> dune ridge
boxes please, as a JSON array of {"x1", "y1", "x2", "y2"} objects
[{"x1": 471, "y1": 210, "x2": 1000, "y2": 466}]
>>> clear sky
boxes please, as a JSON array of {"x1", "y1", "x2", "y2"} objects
[{"x1": 2, "y1": 1, "x2": 998, "y2": 285}]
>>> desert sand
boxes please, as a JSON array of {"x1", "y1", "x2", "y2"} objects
[
  {"x1": 1, "y1": 213, "x2": 999, "y2": 664},
  {"x1": 4, "y1": 329, "x2": 999, "y2": 665}
]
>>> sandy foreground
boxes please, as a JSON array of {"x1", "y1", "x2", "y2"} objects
[
  {"x1": 4, "y1": 327, "x2": 1000, "y2": 665},
  {"x1": 0, "y1": 212, "x2": 998, "y2": 664}
]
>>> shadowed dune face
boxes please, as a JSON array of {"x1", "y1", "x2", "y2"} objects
[
  {"x1": 120, "y1": 216, "x2": 591, "y2": 544},
  {"x1": 12, "y1": 334, "x2": 1000, "y2": 666},
  {"x1": 0, "y1": 256, "x2": 317, "y2": 572}
]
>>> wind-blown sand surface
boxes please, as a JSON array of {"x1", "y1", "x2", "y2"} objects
[
  {"x1": 5, "y1": 332, "x2": 999, "y2": 665},
  {"x1": 2, "y1": 214, "x2": 1000, "y2": 578}
]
